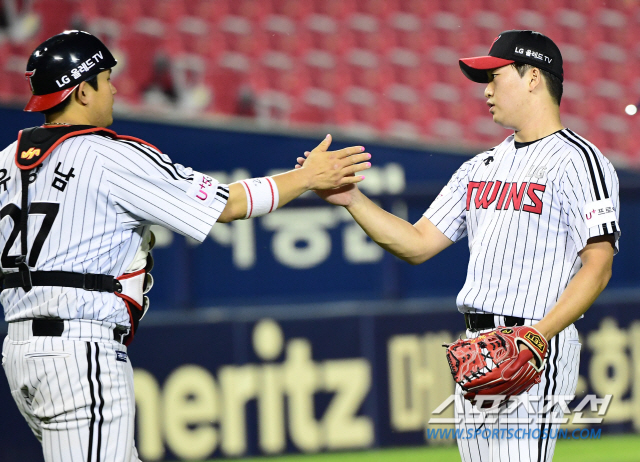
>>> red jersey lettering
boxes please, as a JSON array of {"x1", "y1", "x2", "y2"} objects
[
  {"x1": 474, "y1": 181, "x2": 502, "y2": 209},
  {"x1": 466, "y1": 181, "x2": 483, "y2": 211},
  {"x1": 503, "y1": 182, "x2": 527, "y2": 210},
  {"x1": 523, "y1": 183, "x2": 546, "y2": 215}
]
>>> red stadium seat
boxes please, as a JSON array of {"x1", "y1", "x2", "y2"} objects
[
  {"x1": 32, "y1": 0, "x2": 77, "y2": 39},
  {"x1": 592, "y1": 8, "x2": 630, "y2": 47},
  {"x1": 219, "y1": 15, "x2": 268, "y2": 58},
  {"x1": 207, "y1": 55, "x2": 268, "y2": 116},
  {"x1": 183, "y1": 0, "x2": 229, "y2": 22},
  {"x1": 345, "y1": 48, "x2": 394, "y2": 92},
  {"x1": 384, "y1": 83, "x2": 438, "y2": 136},
  {"x1": 396, "y1": 0, "x2": 441, "y2": 16},
  {"x1": 270, "y1": 0, "x2": 314, "y2": 19},
  {"x1": 225, "y1": 0, "x2": 273, "y2": 22},
  {"x1": 355, "y1": 0, "x2": 400, "y2": 19},
  {"x1": 470, "y1": 10, "x2": 504, "y2": 45},
  {"x1": 561, "y1": 81, "x2": 587, "y2": 118},
  {"x1": 471, "y1": 115, "x2": 506, "y2": 145},
  {"x1": 592, "y1": 78, "x2": 627, "y2": 116},
  {"x1": 561, "y1": 114, "x2": 589, "y2": 137},
  {"x1": 348, "y1": 12, "x2": 395, "y2": 54},
  {"x1": 291, "y1": 87, "x2": 337, "y2": 125},
  {"x1": 9, "y1": 0, "x2": 639, "y2": 162},
  {"x1": 429, "y1": 117, "x2": 465, "y2": 142},
  {"x1": 341, "y1": 85, "x2": 394, "y2": 132},
  {"x1": 260, "y1": 52, "x2": 311, "y2": 98},
  {"x1": 262, "y1": 14, "x2": 312, "y2": 57},
  {"x1": 305, "y1": 14, "x2": 355, "y2": 57},
  {"x1": 430, "y1": 11, "x2": 467, "y2": 49},
  {"x1": 389, "y1": 15, "x2": 438, "y2": 55},
  {"x1": 93, "y1": 0, "x2": 142, "y2": 26},
  {"x1": 428, "y1": 46, "x2": 467, "y2": 86},
  {"x1": 312, "y1": 0, "x2": 358, "y2": 21},
  {"x1": 2, "y1": 55, "x2": 32, "y2": 103},
  {"x1": 119, "y1": 20, "x2": 169, "y2": 90},
  {"x1": 479, "y1": 0, "x2": 527, "y2": 17},
  {"x1": 304, "y1": 49, "x2": 352, "y2": 94},
  {"x1": 386, "y1": 48, "x2": 436, "y2": 93},
  {"x1": 137, "y1": 0, "x2": 187, "y2": 26},
  {"x1": 510, "y1": 8, "x2": 546, "y2": 32}
]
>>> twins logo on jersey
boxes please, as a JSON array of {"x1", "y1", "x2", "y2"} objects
[{"x1": 466, "y1": 181, "x2": 546, "y2": 215}]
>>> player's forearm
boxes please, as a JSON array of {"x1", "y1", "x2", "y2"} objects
[
  {"x1": 271, "y1": 168, "x2": 313, "y2": 207},
  {"x1": 345, "y1": 190, "x2": 439, "y2": 264},
  {"x1": 219, "y1": 169, "x2": 313, "y2": 222},
  {"x1": 534, "y1": 254, "x2": 612, "y2": 340}
]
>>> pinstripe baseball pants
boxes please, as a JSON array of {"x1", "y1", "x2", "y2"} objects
[
  {"x1": 455, "y1": 320, "x2": 581, "y2": 462},
  {"x1": 2, "y1": 320, "x2": 140, "y2": 462}
]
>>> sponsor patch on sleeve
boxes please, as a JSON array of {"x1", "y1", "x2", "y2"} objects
[
  {"x1": 583, "y1": 198, "x2": 618, "y2": 230},
  {"x1": 186, "y1": 171, "x2": 220, "y2": 207},
  {"x1": 116, "y1": 351, "x2": 128, "y2": 362}
]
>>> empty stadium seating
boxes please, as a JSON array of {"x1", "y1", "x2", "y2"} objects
[{"x1": 0, "y1": 0, "x2": 637, "y2": 164}]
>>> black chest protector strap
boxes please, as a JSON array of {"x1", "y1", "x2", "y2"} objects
[
  {"x1": 15, "y1": 169, "x2": 32, "y2": 290},
  {"x1": 8, "y1": 125, "x2": 120, "y2": 292}
]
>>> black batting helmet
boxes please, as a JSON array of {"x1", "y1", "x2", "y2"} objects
[{"x1": 24, "y1": 30, "x2": 117, "y2": 112}]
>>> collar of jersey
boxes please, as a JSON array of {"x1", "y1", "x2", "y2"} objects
[{"x1": 514, "y1": 129, "x2": 564, "y2": 149}]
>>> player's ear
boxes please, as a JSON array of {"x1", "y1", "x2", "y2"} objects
[
  {"x1": 528, "y1": 68, "x2": 542, "y2": 91},
  {"x1": 76, "y1": 81, "x2": 92, "y2": 106}
]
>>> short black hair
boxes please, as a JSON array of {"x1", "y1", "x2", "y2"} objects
[
  {"x1": 42, "y1": 74, "x2": 100, "y2": 117},
  {"x1": 512, "y1": 62, "x2": 563, "y2": 106}
]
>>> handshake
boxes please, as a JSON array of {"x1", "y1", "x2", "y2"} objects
[{"x1": 292, "y1": 134, "x2": 371, "y2": 208}]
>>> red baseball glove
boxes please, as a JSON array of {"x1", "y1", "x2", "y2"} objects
[{"x1": 444, "y1": 326, "x2": 549, "y2": 407}]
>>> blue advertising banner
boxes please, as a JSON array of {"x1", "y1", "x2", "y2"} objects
[
  {"x1": 0, "y1": 109, "x2": 639, "y2": 461},
  {"x1": 0, "y1": 107, "x2": 639, "y2": 310},
  {"x1": 2, "y1": 299, "x2": 639, "y2": 461}
]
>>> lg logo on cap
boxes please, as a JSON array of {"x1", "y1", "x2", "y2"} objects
[{"x1": 514, "y1": 47, "x2": 553, "y2": 63}]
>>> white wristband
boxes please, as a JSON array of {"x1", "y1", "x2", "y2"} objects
[{"x1": 240, "y1": 177, "x2": 279, "y2": 218}]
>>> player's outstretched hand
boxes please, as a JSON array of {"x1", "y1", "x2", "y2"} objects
[
  {"x1": 295, "y1": 137, "x2": 366, "y2": 207},
  {"x1": 299, "y1": 134, "x2": 371, "y2": 191}
]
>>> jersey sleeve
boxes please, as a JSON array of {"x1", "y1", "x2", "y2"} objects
[
  {"x1": 423, "y1": 158, "x2": 475, "y2": 243},
  {"x1": 560, "y1": 142, "x2": 621, "y2": 255},
  {"x1": 97, "y1": 139, "x2": 229, "y2": 242}
]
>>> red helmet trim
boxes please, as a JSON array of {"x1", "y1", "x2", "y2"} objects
[{"x1": 23, "y1": 85, "x2": 79, "y2": 112}]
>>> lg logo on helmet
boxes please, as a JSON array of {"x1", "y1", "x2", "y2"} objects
[
  {"x1": 52, "y1": 51, "x2": 105, "y2": 88},
  {"x1": 55, "y1": 75, "x2": 72, "y2": 88}
]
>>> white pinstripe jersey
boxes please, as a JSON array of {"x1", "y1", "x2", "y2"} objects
[
  {"x1": 0, "y1": 130, "x2": 229, "y2": 325},
  {"x1": 424, "y1": 129, "x2": 620, "y2": 320}
]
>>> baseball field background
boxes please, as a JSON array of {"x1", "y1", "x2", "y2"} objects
[
  {"x1": 1, "y1": 1, "x2": 640, "y2": 461},
  {"x1": 221, "y1": 435, "x2": 640, "y2": 462}
]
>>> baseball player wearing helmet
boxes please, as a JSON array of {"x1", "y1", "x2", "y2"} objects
[
  {"x1": 299, "y1": 30, "x2": 619, "y2": 461},
  {"x1": 0, "y1": 30, "x2": 371, "y2": 462}
]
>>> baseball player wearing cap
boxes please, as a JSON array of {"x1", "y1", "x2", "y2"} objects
[
  {"x1": 299, "y1": 30, "x2": 619, "y2": 461},
  {"x1": 1, "y1": 30, "x2": 371, "y2": 462}
]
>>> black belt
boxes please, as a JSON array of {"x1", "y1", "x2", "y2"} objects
[
  {"x1": 1, "y1": 271, "x2": 122, "y2": 293},
  {"x1": 464, "y1": 313, "x2": 525, "y2": 332},
  {"x1": 31, "y1": 318, "x2": 128, "y2": 344}
]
